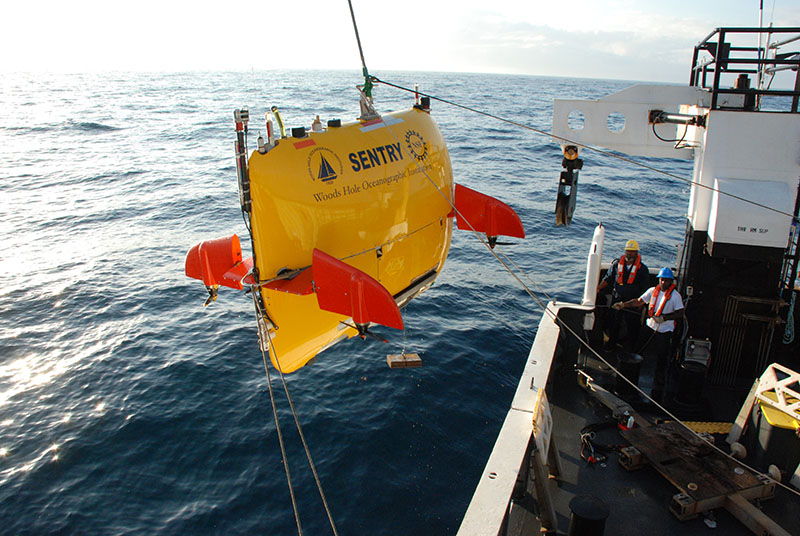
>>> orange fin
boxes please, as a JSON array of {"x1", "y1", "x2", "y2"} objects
[
  {"x1": 312, "y1": 249, "x2": 404, "y2": 330},
  {"x1": 454, "y1": 184, "x2": 525, "y2": 239}
]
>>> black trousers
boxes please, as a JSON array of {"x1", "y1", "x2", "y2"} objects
[{"x1": 635, "y1": 326, "x2": 673, "y2": 386}]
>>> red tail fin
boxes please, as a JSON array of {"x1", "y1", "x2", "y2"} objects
[
  {"x1": 454, "y1": 184, "x2": 525, "y2": 239},
  {"x1": 185, "y1": 235, "x2": 252, "y2": 290},
  {"x1": 312, "y1": 249, "x2": 404, "y2": 330}
]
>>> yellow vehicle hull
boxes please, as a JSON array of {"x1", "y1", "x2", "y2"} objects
[{"x1": 248, "y1": 108, "x2": 453, "y2": 372}]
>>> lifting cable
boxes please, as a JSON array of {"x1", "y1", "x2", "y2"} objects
[
  {"x1": 240, "y1": 3, "x2": 377, "y2": 527},
  {"x1": 371, "y1": 76, "x2": 797, "y2": 221},
  {"x1": 372, "y1": 91, "x2": 800, "y2": 500},
  {"x1": 347, "y1": 0, "x2": 373, "y2": 99},
  {"x1": 267, "y1": 331, "x2": 340, "y2": 535},
  {"x1": 250, "y1": 292, "x2": 304, "y2": 535},
  {"x1": 251, "y1": 294, "x2": 340, "y2": 536},
  {"x1": 241, "y1": 109, "x2": 338, "y2": 535}
]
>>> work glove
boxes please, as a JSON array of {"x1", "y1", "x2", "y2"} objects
[
  {"x1": 654, "y1": 315, "x2": 665, "y2": 324},
  {"x1": 612, "y1": 302, "x2": 624, "y2": 311}
]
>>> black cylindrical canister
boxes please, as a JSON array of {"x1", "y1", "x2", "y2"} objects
[
  {"x1": 568, "y1": 495, "x2": 609, "y2": 536},
  {"x1": 675, "y1": 361, "x2": 706, "y2": 405}
]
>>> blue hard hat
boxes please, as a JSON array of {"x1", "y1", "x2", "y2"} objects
[{"x1": 657, "y1": 267, "x2": 675, "y2": 279}]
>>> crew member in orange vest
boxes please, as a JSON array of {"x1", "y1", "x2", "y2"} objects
[
  {"x1": 613, "y1": 267, "x2": 684, "y2": 391},
  {"x1": 597, "y1": 239, "x2": 649, "y2": 349}
]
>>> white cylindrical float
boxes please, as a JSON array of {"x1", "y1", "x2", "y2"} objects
[{"x1": 581, "y1": 223, "x2": 605, "y2": 307}]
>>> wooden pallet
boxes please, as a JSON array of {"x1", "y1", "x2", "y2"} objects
[
  {"x1": 620, "y1": 421, "x2": 789, "y2": 536},
  {"x1": 386, "y1": 352, "x2": 422, "y2": 368}
]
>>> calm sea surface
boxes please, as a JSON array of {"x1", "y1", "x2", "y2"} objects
[{"x1": 0, "y1": 71, "x2": 691, "y2": 534}]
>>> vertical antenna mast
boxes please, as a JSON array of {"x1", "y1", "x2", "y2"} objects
[{"x1": 758, "y1": 0, "x2": 764, "y2": 89}]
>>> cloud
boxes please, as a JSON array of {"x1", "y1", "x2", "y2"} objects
[
  {"x1": 437, "y1": 16, "x2": 699, "y2": 82},
  {"x1": 1, "y1": 0, "x2": 798, "y2": 83}
]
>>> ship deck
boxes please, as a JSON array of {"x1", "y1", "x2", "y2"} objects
[
  {"x1": 536, "y1": 347, "x2": 799, "y2": 535},
  {"x1": 460, "y1": 302, "x2": 800, "y2": 535}
]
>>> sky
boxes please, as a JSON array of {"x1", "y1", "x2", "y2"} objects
[{"x1": 1, "y1": 0, "x2": 798, "y2": 82}]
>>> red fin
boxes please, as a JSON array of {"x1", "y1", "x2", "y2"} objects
[
  {"x1": 312, "y1": 249, "x2": 404, "y2": 330},
  {"x1": 454, "y1": 184, "x2": 525, "y2": 238},
  {"x1": 223, "y1": 257, "x2": 253, "y2": 288},
  {"x1": 185, "y1": 235, "x2": 247, "y2": 290},
  {"x1": 263, "y1": 267, "x2": 314, "y2": 295}
]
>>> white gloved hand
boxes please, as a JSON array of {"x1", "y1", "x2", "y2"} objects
[{"x1": 654, "y1": 315, "x2": 665, "y2": 324}]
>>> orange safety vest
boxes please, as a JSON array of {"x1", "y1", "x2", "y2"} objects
[
  {"x1": 616, "y1": 254, "x2": 641, "y2": 285},
  {"x1": 648, "y1": 283, "x2": 676, "y2": 318}
]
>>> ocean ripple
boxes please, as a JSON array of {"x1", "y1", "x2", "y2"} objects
[{"x1": 0, "y1": 70, "x2": 691, "y2": 535}]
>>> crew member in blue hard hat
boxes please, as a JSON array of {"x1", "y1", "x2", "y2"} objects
[
  {"x1": 613, "y1": 267, "x2": 684, "y2": 393},
  {"x1": 597, "y1": 239, "x2": 649, "y2": 349}
]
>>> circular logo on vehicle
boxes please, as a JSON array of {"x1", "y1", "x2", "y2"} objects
[
  {"x1": 307, "y1": 147, "x2": 343, "y2": 183},
  {"x1": 405, "y1": 130, "x2": 428, "y2": 161}
]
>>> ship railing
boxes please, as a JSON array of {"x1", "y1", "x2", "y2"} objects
[
  {"x1": 688, "y1": 27, "x2": 800, "y2": 112},
  {"x1": 457, "y1": 301, "x2": 583, "y2": 535}
]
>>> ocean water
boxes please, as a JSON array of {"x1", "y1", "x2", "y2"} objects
[{"x1": 0, "y1": 71, "x2": 691, "y2": 534}]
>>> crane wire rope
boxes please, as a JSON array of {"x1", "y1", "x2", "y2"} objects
[
  {"x1": 249, "y1": 291, "x2": 304, "y2": 535},
  {"x1": 373, "y1": 93, "x2": 800, "y2": 500},
  {"x1": 347, "y1": 0, "x2": 373, "y2": 98},
  {"x1": 249, "y1": 291, "x2": 341, "y2": 535},
  {"x1": 261, "y1": 300, "x2": 341, "y2": 536},
  {"x1": 235, "y1": 2, "x2": 377, "y2": 524},
  {"x1": 238, "y1": 137, "x2": 311, "y2": 533}
]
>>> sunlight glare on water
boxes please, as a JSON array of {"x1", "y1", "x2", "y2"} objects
[{"x1": 0, "y1": 70, "x2": 692, "y2": 534}]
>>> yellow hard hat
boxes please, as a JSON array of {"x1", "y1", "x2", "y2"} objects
[{"x1": 624, "y1": 239, "x2": 639, "y2": 251}]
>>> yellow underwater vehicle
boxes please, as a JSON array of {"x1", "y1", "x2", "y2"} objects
[{"x1": 185, "y1": 92, "x2": 524, "y2": 373}]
